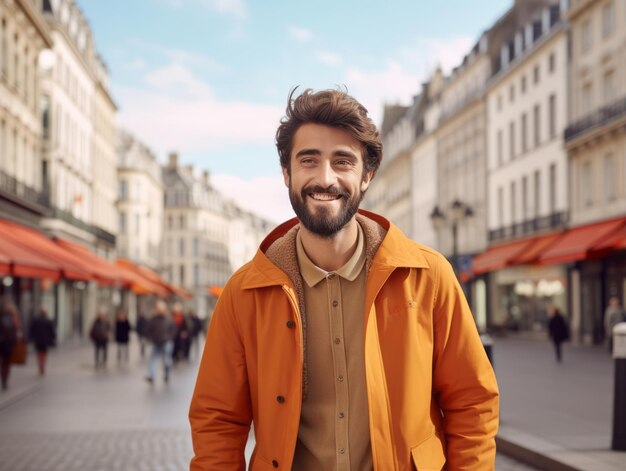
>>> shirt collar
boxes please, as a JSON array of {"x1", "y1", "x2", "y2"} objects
[{"x1": 296, "y1": 222, "x2": 366, "y2": 287}]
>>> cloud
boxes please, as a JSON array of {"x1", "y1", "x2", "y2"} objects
[
  {"x1": 210, "y1": 173, "x2": 293, "y2": 224},
  {"x1": 115, "y1": 63, "x2": 283, "y2": 155},
  {"x1": 400, "y1": 36, "x2": 475, "y2": 75},
  {"x1": 160, "y1": 0, "x2": 248, "y2": 20},
  {"x1": 315, "y1": 50, "x2": 343, "y2": 66},
  {"x1": 288, "y1": 26, "x2": 315, "y2": 42}
]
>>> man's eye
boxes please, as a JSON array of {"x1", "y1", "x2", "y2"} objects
[{"x1": 336, "y1": 160, "x2": 352, "y2": 166}]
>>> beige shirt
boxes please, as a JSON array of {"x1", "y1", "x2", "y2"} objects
[{"x1": 292, "y1": 223, "x2": 373, "y2": 471}]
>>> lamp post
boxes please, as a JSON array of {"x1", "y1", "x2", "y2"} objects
[{"x1": 430, "y1": 199, "x2": 474, "y2": 275}]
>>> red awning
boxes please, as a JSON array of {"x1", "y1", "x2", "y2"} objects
[
  {"x1": 115, "y1": 259, "x2": 170, "y2": 298},
  {"x1": 590, "y1": 225, "x2": 626, "y2": 253},
  {"x1": 54, "y1": 238, "x2": 121, "y2": 286},
  {"x1": 0, "y1": 253, "x2": 10, "y2": 276},
  {"x1": 0, "y1": 220, "x2": 92, "y2": 281},
  {"x1": 510, "y1": 232, "x2": 562, "y2": 265},
  {"x1": 540, "y1": 217, "x2": 626, "y2": 265},
  {"x1": 472, "y1": 238, "x2": 533, "y2": 275},
  {"x1": 0, "y1": 223, "x2": 61, "y2": 280}
]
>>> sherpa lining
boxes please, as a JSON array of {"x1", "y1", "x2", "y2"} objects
[{"x1": 264, "y1": 213, "x2": 387, "y2": 399}]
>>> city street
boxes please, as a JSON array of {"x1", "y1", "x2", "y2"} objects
[{"x1": 0, "y1": 338, "x2": 536, "y2": 470}]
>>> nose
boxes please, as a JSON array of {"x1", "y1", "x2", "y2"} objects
[{"x1": 315, "y1": 160, "x2": 337, "y2": 188}]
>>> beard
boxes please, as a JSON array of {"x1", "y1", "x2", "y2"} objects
[{"x1": 289, "y1": 183, "x2": 364, "y2": 238}]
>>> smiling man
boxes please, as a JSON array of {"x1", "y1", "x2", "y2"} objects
[{"x1": 189, "y1": 88, "x2": 499, "y2": 470}]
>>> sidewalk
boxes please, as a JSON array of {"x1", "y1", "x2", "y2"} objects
[{"x1": 493, "y1": 334, "x2": 626, "y2": 470}]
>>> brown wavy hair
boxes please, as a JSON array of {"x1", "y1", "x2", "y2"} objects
[{"x1": 275, "y1": 87, "x2": 383, "y2": 177}]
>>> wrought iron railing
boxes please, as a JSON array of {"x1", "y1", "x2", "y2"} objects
[
  {"x1": 565, "y1": 96, "x2": 626, "y2": 142},
  {"x1": 489, "y1": 211, "x2": 568, "y2": 243},
  {"x1": 0, "y1": 170, "x2": 50, "y2": 210}
]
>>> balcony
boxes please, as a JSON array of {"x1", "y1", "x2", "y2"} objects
[
  {"x1": 565, "y1": 96, "x2": 626, "y2": 143},
  {"x1": 489, "y1": 212, "x2": 568, "y2": 243},
  {"x1": 0, "y1": 170, "x2": 50, "y2": 213},
  {"x1": 49, "y1": 207, "x2": 116, "y2": 246}
]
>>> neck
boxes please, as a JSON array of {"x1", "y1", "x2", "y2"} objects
[{"x1": 299, "y1": 218, "x2": 359, "y2": 272}]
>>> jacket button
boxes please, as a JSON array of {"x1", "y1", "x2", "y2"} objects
[
  {"x1": 286, "y1": 320, "x2": 295, "y2": 329},
  {"x1": 272, "y1": 459, "x2": 279, "y2": 468},
  {"x1": 276, "y1": 395, "x2": 285, "y2": 403}
]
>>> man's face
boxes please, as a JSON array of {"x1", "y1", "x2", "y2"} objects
[{"x1": 283, "y1": 123, "x2": 372, "y2": 237}]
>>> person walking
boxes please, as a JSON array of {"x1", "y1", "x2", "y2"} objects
[
  {"x1": 548, "y1": 306, "x2": 569, "y2": 362},
  {"x1": 136, "y1": 311, "x2": 148, "y2": 358},
  {"x1": 145, "y1": 300, "x2": 175, "y2": 385},
  {"x1": 605, "y1": 296, "x2": 626, "y2": 354},
  {"x1": 172, "y1": 303, "x2": 190, "y2": 363},
  {"x1": 29, "y1": 307, "x2": 56, "y2": 376},
  {"x1": 0, "y1": 299, "x2": 21, "y2": 390},
  {"x1": 89, "y1": 310, "x2": 110, "y2": 370},
  {"x1": 114, "y1": 310, "x2": 132, "y2": 365},
  {"x1": 188, "y1": 310, "x2": 203, "y2": 360},
  {"x1": 189, "y1": 88, "x2": 499, "y2": 470}
]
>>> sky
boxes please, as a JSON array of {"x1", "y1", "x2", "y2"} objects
[{"x1": 79, "y1": 0, "x2": 512, "y2": 223}]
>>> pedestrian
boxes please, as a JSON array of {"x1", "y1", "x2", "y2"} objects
[
  {"x1": 0, "y1": 299, "x2": 21, "y2": 390},
  {"x1": 29, "y1": 307, "x2": 56, "y2": 376},
  {"x1": 145, "y1": 300, "x2": 176, "y2": 385},
  {"x1": 89, "y1": 310, "x2": 110, "y2": 370},
  {"x1": 172, "y1": 303, "x2": 190, "y2": 363},
  {"x1": 547, "y1": 306, "x2": 569, "y2": 362},
  {"x1": 189, "y1": 88, "x2": 499, "y2": 470},
  {"x1": 188, "y1": 310, "x2": 203, "y2": 359},
  {"x1": 605, "y1": 296, "x2": 626, "y2": 354},
  {"x1": 114, "y1": 310, "x2": 132, "y2": 365},
  {"x1": 136, "y1": 311, "x2": 148, "y2": 358}
]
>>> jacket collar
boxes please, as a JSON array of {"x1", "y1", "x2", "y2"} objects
[{"x1": 241, "y1": 209, "x2": 429, "y2": 290}]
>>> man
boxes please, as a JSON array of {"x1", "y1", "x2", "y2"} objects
[
  {"x1": 145, "y1": 300, "x2": 175, "y2": 385},
  {"x1": 189, "y1": 88, "x2": 499, "y2": 470},
  {"x1": 89, "y1": 309, "x2": 110, "y2": 371},
  {"x1": 29, "y1": 307, "x2": 56, "y2": 376}
]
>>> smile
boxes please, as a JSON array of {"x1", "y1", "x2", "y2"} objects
[{"x1": 309, "y1": 193, "x2": 342, "y2": 201}]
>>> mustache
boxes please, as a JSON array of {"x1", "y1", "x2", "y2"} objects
[{"x1": 301, "y1": 185, "x2": 350, "y2": 198}]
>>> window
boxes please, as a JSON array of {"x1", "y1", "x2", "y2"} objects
[
  {"x1": 167, "y1": 215, "x2": 173, "y2": 230},
  {"x1": 603, "y1": 70, "x2": 616, "y2": 104},
  {"x1": 166, "y1": 238, "x2": 172, "y2": 257},
  {"x1": 119, "y1": 180, "x2": 127, "y2": 199},
  {"x1": 548, "y1": 53, "x2": 556, "y2": 73},
  {"x1": 509, "y1": 84, "x2": 515, "y2": 102},
  {"x1": 581, "y1": 161, "x2": 593, "y2": 208},
  {"x1": 522, "y1": 176, "x2": 528, "y2": 221},
  {"x1": 549, "y1": 163, "x2": 557, "y2": 213},
  {"x1": 179, "y1": 215, "x2": 185, "y2": 230},
  {"x1": 533, "y1": 104, "x2": 541, "y2": 147},
  {"x1": 534, "y1": 170, "x2": 541, "y2": 217},
  {"x1": 180, "y1": 265, "x2": 185, "y2": 286},
  {"x1": 510, "y1": 181, "x2": 517, "y2": 225},
  {"x1": 497, "y1": 95, "x2": 503, "y2": 111},
  {"x1": 497, "y1": 130, "x2": 503, "y2": 165},
  {"x1": 193, "y1": 237, "x2": 199, "y2": 257},
  {"x1": 604, "y1": 154, "x2": 616, "y2": 202},
  {"x1": 119, "y1": 212, "x2": 126, "y2": 232},
  {"x1": 581, "y1": 20, "x2": 592, "y2": 53},
  {"x1": 582, "y1": 83, "x2": 593, "y2": 116},
  {"x1": 549, "y1": 94, "x2": 557, "y2": 139},
  {"x1": 602, "y1": 1, "x2": 615, "y2": 37},
  {"x1": 521, "y1": 75, "x2": 527, "y2": 94},
  {"x1": 498, "y1": 187, "x2": 504, "y2": 227},
  {"x1": 533, "y1": 65, "x2": 540, "y2": 85},
  {"x1": 193, "y1": 263, "x2": 200, "y2": 287},
  {"x1": 179, "y1": 238, "x2": 185, "y2": 256},
  {"x1": 521, "y1": 113, "x2": 528, "y2": 153},
  {"x1": 509, "y1": 121, "x2": 516, "y2": 159},
  {"x1": 135, "y1": 213, "x2": 140, "y2": 235}
]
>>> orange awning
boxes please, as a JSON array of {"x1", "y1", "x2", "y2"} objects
[
  {"x1": 472, "y1": 238, "x2": 533, "y2": 275},
  {"x1": 208, "y1": 285, "x2": 224, "y2": 297},
  {"x1": 115, "y1": 259, "x2": 169, "y2": 298},
  {"x1": 131, "y1": 262, "x2": 191, "y2": 299},
  {"x1": 510, "y1": 232, "x2": 562, "y2": 265},
  {"x1": 54, "y1": 238, "x2": 121, "y2": 286},
  {"x1": 540, "y1": 217, "x2": 626, "y2": 265},
  {"x1": 0, "y1": 224, "x2": 61, "y2": 281},
  {"x1": 0, "y1": 219, "x2": 92, "y2": 281}
]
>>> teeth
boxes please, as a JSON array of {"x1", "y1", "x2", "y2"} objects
[{"x1": 310, "y1": 193, "x2": 339, "y2": 201}]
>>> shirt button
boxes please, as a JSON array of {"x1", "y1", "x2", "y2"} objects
[
  {"x1": 286, "y1": 320, "x2": 295, "y2": 329},
  {"x1": 339, "y1": 448, "x2": 345, "y2": 454},
  {"x1": 272, "y1": 459, "x2": 279, "y2": 467},
  {"x1": 337, "y1": 375, "x2": 344, "y2": 382},
  {"x1": 334, "y1": 337, "x2": 341, "y2": 344},
  {"x1": 332, "y1": 300, "x2": 338, "y2": 307},
  {"x1": 276, "y1": 395, "x2": 285, "y2": 403},
  {"x1": 327, "y1": 273, "x2": 335, "y2": 280},
  {"x1": 338, "y1": 412, "x2": 345, "y2": 419}
]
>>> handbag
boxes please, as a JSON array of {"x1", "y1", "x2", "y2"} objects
[{"x1": 10, "y1": 339, "x2": 27, "y2": 365}]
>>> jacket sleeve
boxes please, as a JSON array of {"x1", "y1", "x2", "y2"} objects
[
  {"x1": 431, "y1": 255, "x2": 499, "y2": 470},
  {"x1": 189, "y1": 281, "x2": 252, "y2": 470}
]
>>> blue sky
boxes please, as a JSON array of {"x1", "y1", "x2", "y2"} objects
[{"x1": 80, "y1": 0, "x2": 512, "y2": 222}]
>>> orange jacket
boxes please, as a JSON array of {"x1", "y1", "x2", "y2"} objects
[{"x1": 190, "y1": 211, "x2": 499, "y2": 470}]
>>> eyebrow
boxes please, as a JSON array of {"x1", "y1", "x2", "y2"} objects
[{"x1": 294, "y1": 149, "x2": 359, "y2": 159}]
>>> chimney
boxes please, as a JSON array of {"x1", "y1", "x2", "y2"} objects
[{"x1": 168, "y1": 152, "x2": 178, "y2": 168}]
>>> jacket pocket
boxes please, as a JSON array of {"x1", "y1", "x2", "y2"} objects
[{"x1": 410, "y1": 432, "x2": 446, "y2": 471}]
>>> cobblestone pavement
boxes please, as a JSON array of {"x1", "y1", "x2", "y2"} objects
[{"x1": 0, "y1": 340, "x2": 537, "y2": 470}]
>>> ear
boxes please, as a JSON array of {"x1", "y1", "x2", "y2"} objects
[
  {"x1": 282, "y1": 166, "x2": 290, "y2": 188},
  {"x1": 360, "y1": 170, "x2": 373, "y2": 192}
]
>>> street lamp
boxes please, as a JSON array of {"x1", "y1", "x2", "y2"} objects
[{"x1": 430, "y1": 199, "x2": 474, "y2": 275}]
